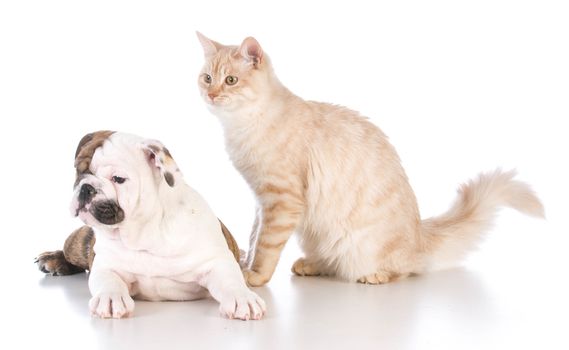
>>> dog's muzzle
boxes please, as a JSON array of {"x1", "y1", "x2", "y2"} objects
[
  {"x1": 89, "y1": 200, "x2": 125, "y2": 225},
  {"x1": 79, "y1": 183, "x2": 97, "y2": 206},
  {"x1": 75, "y1": 182, "x2": 125, "y2": 225}
]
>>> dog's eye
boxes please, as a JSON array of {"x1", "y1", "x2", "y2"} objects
[{"x1": 112, "y1": 176, "x2": 126, "y2": 184}]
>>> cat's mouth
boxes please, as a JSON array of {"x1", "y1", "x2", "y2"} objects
[{"x1": 206, "y1": 95, "x2": 229, "y2": 106}]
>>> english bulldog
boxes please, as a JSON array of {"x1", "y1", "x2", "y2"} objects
[{"x1": 35, "y1": 131, "x2": 265, "y2": 320}]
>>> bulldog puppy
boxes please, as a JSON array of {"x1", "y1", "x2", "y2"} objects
[{"x1": 36, "y1": 131, "x2": 265, "y2": 320}]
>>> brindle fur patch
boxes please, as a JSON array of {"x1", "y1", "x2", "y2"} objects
[
  {"x1": 164, "y1": 171, "x2": 175, "y2": 187},
  {"x1": 219, "y1": 219, "x2": 240, "y2": 262},
  {"x1": 63, "y1": 225, "x2": 95, "y2": 270},
  {"x1": 162, "y1": 147, "x2": 173, "y2": 159},
  {"x1": 147, "y1": 144, "x2": 161, "y2": 154},
  {"x1": 35, "y1": 250, "x2": 85, "y2": 276},
  {"x1": 35, "y1": 225, "x2": 95, "y2": 275},
  {"x1": 74, "y1": 130, "x2": 115, "y2": 187}
]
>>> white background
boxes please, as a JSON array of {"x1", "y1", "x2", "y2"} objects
[{"x1": 0, "y1": 1, "x2": 568, "y2": 349}]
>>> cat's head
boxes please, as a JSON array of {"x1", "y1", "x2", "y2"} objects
[{"x1": 196, "y1": 32, "x2": 271, "y2": 112}]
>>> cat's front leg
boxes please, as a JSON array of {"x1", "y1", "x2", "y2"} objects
[{"x1": 245, "y1": 191, "x2": 304, "y2": 286}]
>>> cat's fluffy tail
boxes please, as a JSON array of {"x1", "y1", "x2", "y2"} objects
[{"x1": 420, "y1": 169, "x2": 544, "y2": 270}]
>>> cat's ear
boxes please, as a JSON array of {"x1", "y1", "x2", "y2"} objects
[
  {"x1": 239, "y1": 37, "x2": 263, "y2": 66},
  {"x1": 196, "y1": 31, "x2": 222, "y2": 57}
]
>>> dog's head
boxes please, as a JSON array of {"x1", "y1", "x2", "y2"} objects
[{"x1": 70, "y1": 131, "x2": 181, "y2": 233}]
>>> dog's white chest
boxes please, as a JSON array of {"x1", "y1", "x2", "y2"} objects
[
  {"x1": 94, "y1": 243, "x2": 208, "y2": 301},
  {"x1": 130, "y1": 275, "x2": 208, "y2": 301}
]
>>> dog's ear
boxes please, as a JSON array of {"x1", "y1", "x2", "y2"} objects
[
  {"x1": 140, "y1": 140, "x2": 181, "y2": 188},
  {"x1": 74, "y1": 130, "x2": 115, "y2": 187}
]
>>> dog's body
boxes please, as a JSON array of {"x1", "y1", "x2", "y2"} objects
[{"x1": 36, "y1": 131, "x2": 265, "y2": 320}]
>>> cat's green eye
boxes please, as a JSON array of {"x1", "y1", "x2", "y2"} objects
[
  {"x1": 203, "y1": 74, "x2": 212, "y2": 84},
  {"x1": 225, "y1": 75, "x2": 238, "y2": 85}
]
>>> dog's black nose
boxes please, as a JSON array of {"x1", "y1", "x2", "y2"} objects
[{"x1": 79, "y1": 183, "x2": 96, "y2": 204}]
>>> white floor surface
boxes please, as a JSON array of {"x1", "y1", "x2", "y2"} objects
[{"x1": 7, "y1": 214, "x2": 568, "y2": 350}]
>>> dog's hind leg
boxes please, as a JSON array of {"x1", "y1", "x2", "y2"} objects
[{"x1": 35, "y1": 226, "x2": 95, "y2": 275}]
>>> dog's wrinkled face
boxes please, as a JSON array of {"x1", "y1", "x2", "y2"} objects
[{"x1": 70, "y1": 132, "x2": 180, "y2": 235}]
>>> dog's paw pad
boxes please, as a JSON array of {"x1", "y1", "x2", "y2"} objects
[
  {"x1": 220, "y1": 290, "x2": 266, "y2": 321},
  {"x1": 35, "y1": 251, "x2": 84, "y2": 276},
  {"x1": 89, "y1": 292, "x2": 135, "y2": 319}
]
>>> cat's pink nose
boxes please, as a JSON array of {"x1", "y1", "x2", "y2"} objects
[{"x1": 208, "y1": 93, "x2": 217, "y2": 100}]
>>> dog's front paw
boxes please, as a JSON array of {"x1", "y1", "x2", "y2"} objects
[
  {"x1": 242, "y1": 269, "x2": 270, "y2": 287},
  {"x1": 219, "y1": 290, "x2": 266, "y2": 321},
  {"x1": 89, "y1": 292, "x2": 135, "y2": 319}
]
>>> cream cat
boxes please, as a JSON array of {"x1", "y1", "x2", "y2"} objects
[{"x1": 196, "y1": 32, "x2": 544, "y2": 287}]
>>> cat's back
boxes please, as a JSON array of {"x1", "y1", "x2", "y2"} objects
[{"x1": 301, "y1": 100, "x2": 392, "y2": 154}]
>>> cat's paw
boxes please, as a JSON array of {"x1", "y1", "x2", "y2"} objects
[
  {"x1": 242, "y1": 269, "x2": 270, "y2": 287},
  {"x1": 291, "y1": 258, "x2": 321, "y2": 276},
  {"x1": 357, "y1": 271, "x2": 396, "y2": 284},
  {"x1": 89, "y1": 292, "x2": 135, "y2": 319},
  {"x1": 219, "y1": 289, "x2": 266, "y2": 320}
]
